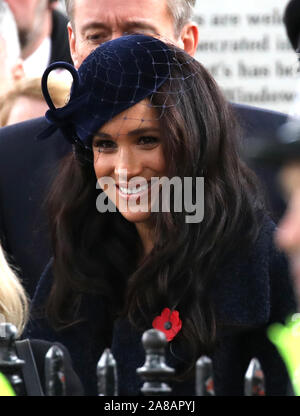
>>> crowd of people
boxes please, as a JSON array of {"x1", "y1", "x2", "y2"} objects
[
  {"x1": 0, "y1": 1, "x2": 71, "y2": 124},
  {"x1": 0, "y1": 0, "x2": 300, "y2": 397}
]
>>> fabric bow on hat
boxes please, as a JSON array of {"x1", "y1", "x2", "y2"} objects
[{"x1": 37, "y1": 66, "x2": 88, "y2": 144}]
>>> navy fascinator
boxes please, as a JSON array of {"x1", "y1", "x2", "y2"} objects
[{"x1": 38, "y1": 34, "x2": 181, "y2": 148}]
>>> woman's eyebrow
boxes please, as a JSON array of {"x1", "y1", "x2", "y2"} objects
[
  {"x1": 128, "y1": 127, "x2": 161, "y2": 136},
  {"x1": 94, "y1": 132, "x2": 112, "y2": 139},
  {"x1": 93, "y1": 127, "x2": 160, "y2": 141}
]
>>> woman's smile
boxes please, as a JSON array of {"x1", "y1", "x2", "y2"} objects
[
  {"x1": 93, "y1": 100, "x2": 166, "y2": 224},
  {"x1": 117, "y1": 181, "x2": 150, "y2": 197}
]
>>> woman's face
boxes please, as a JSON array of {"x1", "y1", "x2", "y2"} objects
[{"x1": 93, "y1": 100, "x2": 166, "y2": 225}]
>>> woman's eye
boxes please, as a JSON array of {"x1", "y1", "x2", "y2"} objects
[
  {"x1": 139, "y1": 136, "x2": 159, "y2": 146},
  {"x1": 93, "y1": 140, "x2": 116, "y2": 152}
]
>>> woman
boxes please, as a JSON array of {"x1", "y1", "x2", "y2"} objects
[
  {"x1": 27, "y1": 34, "x2": 296, "y2": 396},
  {"x1": 0, "y1": 244, "x2": 83, "y2": 395}
]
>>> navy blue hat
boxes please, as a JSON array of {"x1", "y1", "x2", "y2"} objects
[{"x1": 38, "y1": 34, "x2": 182, "y2": 147}]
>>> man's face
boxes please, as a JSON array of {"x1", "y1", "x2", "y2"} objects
[
  {"x1": 275, "y1": 161, "x2": 300, "y2": 301},
  {"x1": 68, "y1": 0, "x2": 198, "y2": 68}
]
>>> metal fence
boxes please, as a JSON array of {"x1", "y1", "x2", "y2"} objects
[{"x1": 0, "y1": 323, "x2": 265, "y2": 396}]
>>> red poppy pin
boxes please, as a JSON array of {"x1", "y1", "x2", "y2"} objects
[{"x1": 152, "y1": 307, "x2": 182, "y2": 341}]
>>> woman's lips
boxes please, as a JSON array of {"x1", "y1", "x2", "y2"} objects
[{"x1": 117, "y1": 182, "x2": 151, "y2": 200}]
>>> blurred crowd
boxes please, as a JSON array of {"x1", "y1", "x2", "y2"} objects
[{"x1": 0, "y1": 0, "x2": 71, "y2": 126}]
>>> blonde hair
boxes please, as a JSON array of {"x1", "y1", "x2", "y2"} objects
[
  {"x1": 0, "y1": 245, "x2": 29, "y2": 336},
  {"x1": 0, "y1": 77, "x2": 70, "y2": 127}
]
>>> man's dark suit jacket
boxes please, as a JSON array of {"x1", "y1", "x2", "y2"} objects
[
  {"x1": 50, "y1": 9, "x2": 72, "y2": 65},
  {"x1": 0, "y1": 104, "x2": 288, "y2": 297}
]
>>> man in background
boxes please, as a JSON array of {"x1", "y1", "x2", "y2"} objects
[
  {"x1": 0, "y1": 0, "x2": 24, "y2": 95},
  {"x1": 4, "y1": 0, "x2": 72, "y2": 77},
  {"x1": 65, "y1": 0, "x2": 198, "y2": 66},
  {"x1": 283, "y1": 0, "x2": 300, "y2": 118},
  {"x1": 246, "y1": 115, "x2": 300, "y2": 395},
  {"x1": 249, "y1": 119, "x2": 300, "y2": 306}
]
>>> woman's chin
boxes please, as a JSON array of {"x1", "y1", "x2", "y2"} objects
[{"x1": 119, "y1": 209, "x2": 152, "y2": 225}]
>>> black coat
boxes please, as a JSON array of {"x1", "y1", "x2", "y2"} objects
[
  {"x1": 25, "y1": 217, "x2": 297, "y2": 396},
  {"x1": 0, "y1": 117, "x2": 70, "y2": 297},
  {"x1": 50, "y1": 9, "x2": 72, "y2": 65},
  {"x1": 0, "y1": 104, "x2": 288, "y2": 298},
  {"x1": 23, "y1": 339, "x2": 83, "y2": 395}
]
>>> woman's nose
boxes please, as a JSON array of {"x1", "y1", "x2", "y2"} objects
[{"x1": 114, "y1": 147, "x2": 143, "y2": 180}]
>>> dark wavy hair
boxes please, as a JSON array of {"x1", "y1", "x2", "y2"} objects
[{"x1": 45, "y1": 48, "x2": 264, "y2": 379}]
